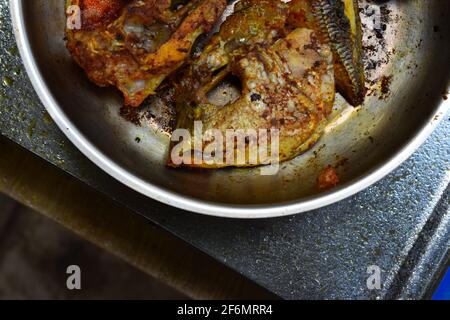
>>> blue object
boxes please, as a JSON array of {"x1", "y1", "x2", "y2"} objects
[{"x1": 432, "y1": 267, "x2": 450, "y2": 300}]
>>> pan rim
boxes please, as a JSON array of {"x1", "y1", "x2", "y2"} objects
[{"x1": 10, "y1": 0, "x2": 450, "y2": 219}]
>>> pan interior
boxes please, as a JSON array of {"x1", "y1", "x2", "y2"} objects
[{"x1": 18, "y1": 0, "x2": 450, "y2": 207}]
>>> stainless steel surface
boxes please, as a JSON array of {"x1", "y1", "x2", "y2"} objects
[{"x1": 10, "y1": 0, "x2": 450, "y2": 218}]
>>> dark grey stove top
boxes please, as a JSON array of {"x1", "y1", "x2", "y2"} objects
[{"x1": 0, "y1": 1, "x2": 448, "y2": 299}]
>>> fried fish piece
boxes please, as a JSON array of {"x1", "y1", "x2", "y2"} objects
[
  {"x1": 169, "y1": 28, "x2": 335, "y2": 168},
  {"x1": 288, "y1": 0, "x2": 366, "y2": 106},
  {"x1": 66, "y1": 0, "x2": 226, "y2": 107},
  {"x1": 186, "y1": 0, "x2": 290, "y2": 106}
]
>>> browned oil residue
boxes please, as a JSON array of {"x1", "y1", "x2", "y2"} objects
[
  {"x1": 380, "y1": 75, "x2": 392, "y2": 99},
  {"x1": 120, "y1": 106, "x2": 142, "y2": 126},
  {"x1": 334, "y1": 156, "x2": 349, "y2": 169}
]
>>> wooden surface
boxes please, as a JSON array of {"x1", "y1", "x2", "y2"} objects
[{"x1": 0, "y1": 136, "x2": 276, "y2": 299}]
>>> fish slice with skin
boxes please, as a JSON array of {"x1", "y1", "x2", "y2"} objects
[
  {"x1": 288, "y1": 0, "x2": 366, "y2": 106},
  {"x1": 168, "y1": 28, "x2": 335, "y2": 168}
]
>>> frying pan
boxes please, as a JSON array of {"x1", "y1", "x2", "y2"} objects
[{"x1": 10, "y1": 0, "x2": 450, "y2": 218}]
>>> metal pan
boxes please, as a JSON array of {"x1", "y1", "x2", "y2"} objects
[{"x1": 10, "y1": 0, "x2": 450, "y2": 218}]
